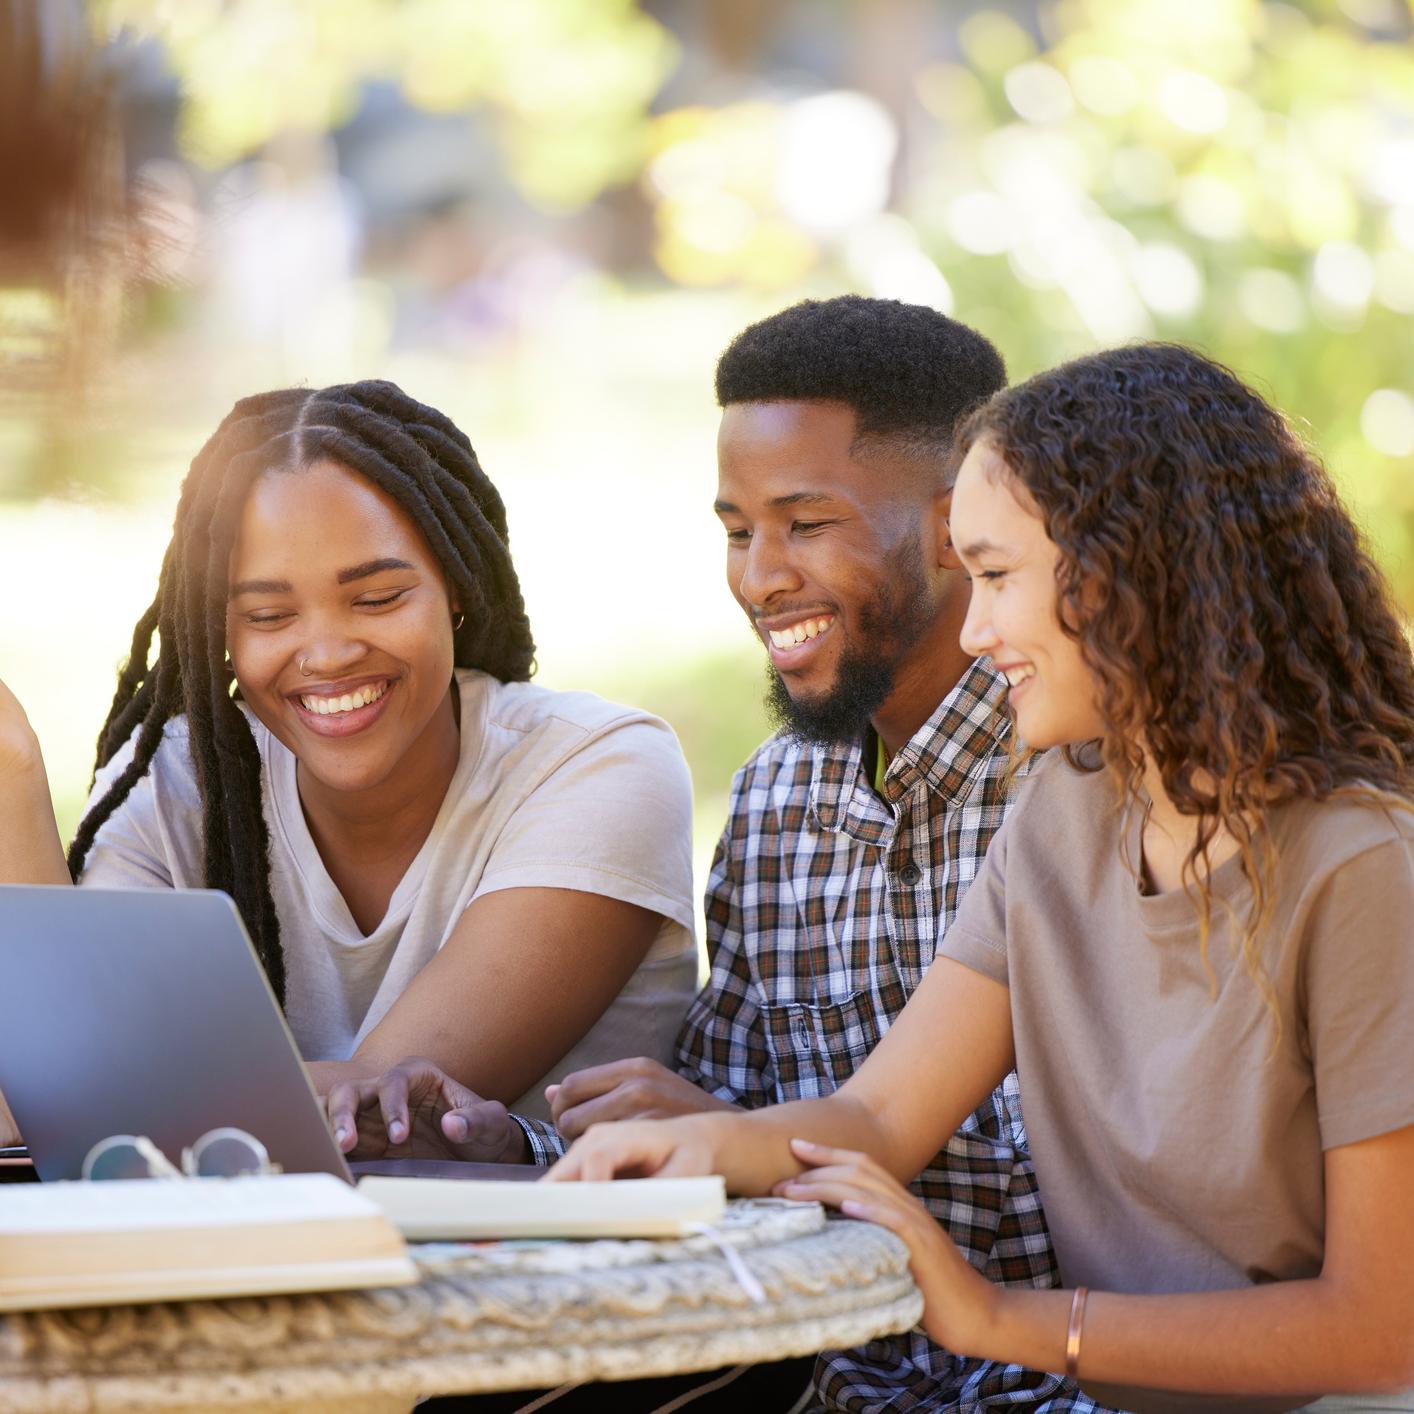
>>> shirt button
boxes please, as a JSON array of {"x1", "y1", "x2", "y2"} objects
[{"x1": 899, "y1": 860, "x2": 921, "y2": 886}]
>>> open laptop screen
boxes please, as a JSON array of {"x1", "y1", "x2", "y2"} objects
[{"x1": 0, "y1": 886, "x2": 351, "y2": 1183}]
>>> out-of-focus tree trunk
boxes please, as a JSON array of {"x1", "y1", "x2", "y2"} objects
[{"x1": 0, "y1": 0, "x2": 126, "y2": 426}]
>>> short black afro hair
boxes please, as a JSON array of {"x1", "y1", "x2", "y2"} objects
[{"x1": 715, "y1": 295, "x2": 1006, "y2": 461}]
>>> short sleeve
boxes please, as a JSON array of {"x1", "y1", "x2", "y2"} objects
[
  {"x1": 74, "y1": 726, "x2": 203, "y2": 891},
  {"x1": 1301, "y1": 832, "x2": 1414, "y2": 1151},
  {"x1": 471, "y1": 716, "x2": 696, "y2": 939},
  {"x1": 934, "y1": 812, "x2": 1011, "y2": 986}
]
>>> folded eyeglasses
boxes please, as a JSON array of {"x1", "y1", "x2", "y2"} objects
[{"x1": 81, "y1": 1126, "x2": 279, "y2": 1181}]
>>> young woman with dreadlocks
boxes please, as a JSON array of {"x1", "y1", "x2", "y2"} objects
[
  {"x1": 0, "y1": 379, "x2": 697, "y2": 1163},
  {"x1": 547, "y1": 345, "x2": 1414, "y2": 1411}
]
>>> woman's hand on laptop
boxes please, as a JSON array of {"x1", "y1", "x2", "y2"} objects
[{"x1": 319, "y1": 1058, "x2": 529, "y2": 1165}]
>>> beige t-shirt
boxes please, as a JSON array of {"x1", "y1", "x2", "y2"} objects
[
  {"x1": 941, "y1": 754, "x2": 1414, "y2": 1414},
  {"x1": 80, "y1": 670, "x2": 698, "y2": 1120}
]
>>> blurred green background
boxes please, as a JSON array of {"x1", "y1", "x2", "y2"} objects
[{"x1": 3, "y1": 0, "x2": 1412, "y2": 912}]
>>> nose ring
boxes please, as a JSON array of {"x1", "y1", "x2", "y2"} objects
[{"x1": 299, "y1": 657, "x2": 313, "y2": 677}]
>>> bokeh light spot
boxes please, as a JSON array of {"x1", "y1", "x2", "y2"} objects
[
  {"x1": 1004, "y1": 62, "x2": 1074, "y2": 124},
  {"x1": 1361, "y1": 389, "x2": 1414, "y2": 458},
  {"x1": 1158, "y1": 71, "x2": 1230, "y2": 135},
  {"x1": 1130, "y1": 242, "x2": 1204, "y2": 317},
  {"x1": 1237, "y1": 268, "x2": 1306, "y2": 333},
  {"x1": 945, "y1": 191, "x2": 1013, "y2": 255},
  {"x1": 1313, "y1": 241, "x2": 1375, "y2": 312},
  {"x1": 1068, "y1": 55, "x2": 1139, "y2": 116}
]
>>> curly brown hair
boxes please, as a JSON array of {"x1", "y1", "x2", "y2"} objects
[{"x1": 957, "y1": 343, "x2": 1414, "y2": 1009}]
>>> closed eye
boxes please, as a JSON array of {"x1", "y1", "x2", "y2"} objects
[{"x1": 357, "y1": 589, "x2": 408, "y2": 608}]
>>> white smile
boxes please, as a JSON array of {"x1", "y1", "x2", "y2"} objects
[
  {"x1": 299, "y1": 681, "x2": 390, "y2": 716},
  {"x1": 1002, "y1": 665, "x2": 1036, "y2": 688},
  {"x1": 767, "y1": 615, "x2": 835, "y2": 649}
]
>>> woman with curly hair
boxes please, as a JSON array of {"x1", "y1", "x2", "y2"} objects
[
  {"x1": 0, "y1": 379, "x2": 697, "y2": 1161},
  {"x1": 550, "y1": 345, "x2": 1414, "y2": 1411}
]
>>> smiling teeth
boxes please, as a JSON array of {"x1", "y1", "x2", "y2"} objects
[
  {"x1": 1003, "y1": 666, "x2": 1036, "y2": 687},
  {"x1": 768, "y1": 616, "x2": 834, "y2": 648},
  {"x1": 300, "y1": 681, "x2": 389, "y2": 715}
]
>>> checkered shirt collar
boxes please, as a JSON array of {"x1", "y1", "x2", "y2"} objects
[{"x1": 808, "y1": 658, "x2": 1012, "y2": 835}]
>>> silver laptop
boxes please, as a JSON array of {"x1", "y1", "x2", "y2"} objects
[{"x1": 0, "y1": 886, "x2": 352, "y2": 1183}]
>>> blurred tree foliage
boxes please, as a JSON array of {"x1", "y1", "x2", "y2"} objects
[
  {"x1": 93, "y1": 0, "x2": 678, "y2": 210},
  {"x1": 643, "y1": 0, "x2": 1414, "y2": 598},
  {"x1": 65, "y1": 0, "x2": 1414, "y2": 601},
  {"x1": 916, "y1": 0, "x2": 1414, "y2": 591}
]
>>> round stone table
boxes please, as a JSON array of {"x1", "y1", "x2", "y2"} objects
[{"x1": 0, "y1": 1199, "x2": 922, "y2": 1413}]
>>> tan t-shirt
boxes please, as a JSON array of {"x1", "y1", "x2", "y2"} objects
[
  {"x1": 941, "y1": 753, "x2": 1414, "y2": 1414},
  {"x1": 80, "y1": 670, "x2": 698, "y2": 1121}
]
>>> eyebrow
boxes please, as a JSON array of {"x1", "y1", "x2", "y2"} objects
[
  {"x1": 955, "y1": 537, "x2": 1017, "y2": 560},
  {"x1": 713, "y1": 491, "x2": 839, "y2": 514},
  {"x1": 228, "y1": 558, "x2": 415, "y2": 597},
  {"x1": 228, "y1": 577, "x2": 292, "y2": 597},
  {"x1": 336, "y1": 557, "x2": 415, "y2": 584}
]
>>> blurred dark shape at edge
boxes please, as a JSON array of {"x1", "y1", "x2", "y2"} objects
[{"x1": 0, "y1": 0, "x2": 128, "y2": 413}]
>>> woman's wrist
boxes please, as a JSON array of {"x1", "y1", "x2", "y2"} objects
[
  {"x1": 958, "y1": 1283, "x2": 1072, "y2": 1377},
  {"x1": 922, "y1": 1251, "x2": 1007, "y2": 1356}
]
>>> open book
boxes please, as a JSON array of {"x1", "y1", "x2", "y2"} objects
[
  {"x1": 359, "y1": 1174, "x2": 726, "y2": 1241},
  {"x1": 0, "y1": 1173, "x2": 417, "y2": 1311}
]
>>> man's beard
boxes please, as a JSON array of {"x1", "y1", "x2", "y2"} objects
[{"x1": 765, "y1": 536, "x2": 936, "y2": 746}]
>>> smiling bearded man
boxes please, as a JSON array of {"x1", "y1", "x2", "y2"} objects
[
  {"x1": 760, "y1": 528, "x2": 935, "y2": 745},
  {"x1": 526, "y1": 297, "x2": 1115, "y2": 1414}
]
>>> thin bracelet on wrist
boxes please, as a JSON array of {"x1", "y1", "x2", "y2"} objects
[{"x1": 1065, "y1": 1286, "x2": 1090, "y2": 1377}]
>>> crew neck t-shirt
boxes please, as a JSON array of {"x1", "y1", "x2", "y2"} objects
[
  {"x1": 78, "y1": 669, "x2": 698, "y2": 1120},
  {"x1": 940, "y1": 753, "x2": 1414, "y2": 1414}
]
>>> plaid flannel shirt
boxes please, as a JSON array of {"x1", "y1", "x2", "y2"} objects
[
  {"x1": 678, "y1": 660, "x2": 1103, "y2": 1413},
  {"x1": 517, "y1": 660, "x2": 1108, "y2": 1411}
]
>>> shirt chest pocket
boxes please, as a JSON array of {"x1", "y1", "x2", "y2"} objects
[{"x1": 760, "y1": 992, "x2": 885, "y2": 1100}]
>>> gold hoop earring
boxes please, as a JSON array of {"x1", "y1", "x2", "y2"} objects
[{"x1": 451, "y1": 612, "x2": 465, "y2": 631}]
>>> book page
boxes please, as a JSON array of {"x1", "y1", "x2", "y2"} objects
[{"x1": 359, "y1": 1174, "x2": 727, "y2": 1240}]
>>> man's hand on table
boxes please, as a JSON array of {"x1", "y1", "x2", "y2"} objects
[
  {"x1": 314, "y1": 1057, "x2": 530, "y2": 1165},
  {"x1": 548, "y1": 1057, "x2": 737, "y2": 1141}
]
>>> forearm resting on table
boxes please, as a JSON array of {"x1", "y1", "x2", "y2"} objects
[
  {"x1": 648, "y1": 1091, "x2": 905, "y2": 1196},
  {"x1": 557, "y1": 957, "x2": 1015, "y2": 1189},
  {"x1": 729, "y1": 960, "x2": 1014, "y2": 1192}
]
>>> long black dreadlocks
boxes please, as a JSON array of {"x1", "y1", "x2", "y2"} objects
[{"x1": 67, "y1": 379, "x2": 535, "y2": 1005}]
